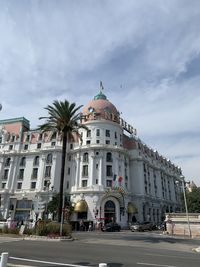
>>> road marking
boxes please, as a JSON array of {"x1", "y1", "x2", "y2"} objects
[
  {"x1": 10, "y1": 256, "x2": 94, "y2": 267},
  {"x1": 137, "y1": 263, "x2": 177, "y2": 267}
]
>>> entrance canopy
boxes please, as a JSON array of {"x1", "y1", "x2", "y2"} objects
[
  {"x1": 74, "y1": 200, "x2": 88, "y2": 212},
  {"x1": 127, "y1": 202, "x2": 138, "y2": 214}
]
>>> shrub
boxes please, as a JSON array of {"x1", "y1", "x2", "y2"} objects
[
  {"x1": 2, "y1": 225, "x2": 20, "y2": 235},
  {"x1": 34, "y1": 222, "x2": 72, "y2": 237}
]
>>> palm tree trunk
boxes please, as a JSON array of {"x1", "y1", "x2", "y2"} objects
[{"x1": 58, "y1": 131, "x2": 67, "y2": 223}]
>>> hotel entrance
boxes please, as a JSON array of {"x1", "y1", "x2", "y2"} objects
[{"x1": 104, "y1": 200, "x2": 116, "y2": 224}]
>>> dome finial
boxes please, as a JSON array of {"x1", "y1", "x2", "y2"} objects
[{"x1": 94, "y1": 82, "x2": 107, "y2": 100}]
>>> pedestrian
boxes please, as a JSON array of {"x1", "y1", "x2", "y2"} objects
[{"x1": 88, "y1": 222, "x2": 92, "y2": 231}]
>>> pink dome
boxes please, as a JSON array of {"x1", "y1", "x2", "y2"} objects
[{"x1": 82, "y1": 91, "x2": 120, "y2": 123}]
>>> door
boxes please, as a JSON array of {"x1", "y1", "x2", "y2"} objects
[{"x1": 104, "y1": 200, "x2": 116, "y2": 224}]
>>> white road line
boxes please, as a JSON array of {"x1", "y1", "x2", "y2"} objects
[
  {"x1": 137, "y1": 263, "x2": 177, "y2": 267},
  {"x1": 10, "y1": 256, "x2": 94, "y2": 267}
]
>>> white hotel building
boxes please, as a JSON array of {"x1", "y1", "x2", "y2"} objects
[{"x1": 0, "y1": 91, "x2": 182, "y2": 228}]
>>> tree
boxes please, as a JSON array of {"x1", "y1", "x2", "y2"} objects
[
  {"x1": 48, "y1": 193, "x2": 74, "y2": 221},
  {"x1": 39, "y1": 100, "x2": 85, "y2": 222},
  {"x1": 181, "y1": 187, "x2": 200, "y2": 213}
]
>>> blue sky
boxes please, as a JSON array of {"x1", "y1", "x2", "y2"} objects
[{"x1": 0, "y1": 0, "x2": 200, "y2": 185}]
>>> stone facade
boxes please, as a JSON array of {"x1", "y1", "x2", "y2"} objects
[{"x1": 0, "y1": 91, "x2": 183, "y2": 228}]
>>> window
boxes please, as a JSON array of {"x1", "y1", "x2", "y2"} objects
[
  {"x1": 83, "y1": 152, "x2": 89, "y2": 162},
  {"x1": 5, "y1": 158, "x2": 11, "y2": 167},
  {"x1": 9, "y1": 145, "x2": 13, "y2": 150},
  {"x1": 86, "y1": 140, "x2": 90, "y2": 145},
  {"x1": 34, "y1": 156, "x2": 39, "y2": 166},
  {"x1": 31, "y1": 182, "x2": 36, "y2": 189},
  {"x1": 82, "y1": 180, "x2": 88, "y2": 187},
  {"x1": 96, "y1": 140, "x2": 100, "y2": 144},
  {"x1": 32, "y1": 168, "x2": 38, "y2": 179},
  {"x1": 11, "y1": 135, "x2": 15, "y2": 142},
  {"x1": 3, "y1": 169, "x2": 9, "y2": 180},
  {"x1": 70, "y1": 143, "x2": 73, "y2": 149},
  {"x1": 38, "y1": 133, "x2": 43, "y2": 140},
  {"x1": 106, "y1": 180, "x2": 112, "y2": 187},
  {"x1": 17, "y1": 182, "x2": 22, "y2": 190},
  {"x1": 46, "y1": 153, "x2": 52, "y2": 164},
  {"x1": 18, "y1": 169, "x2": 24, "y2": 180},
  {"x1": 96, "y1": 179, "x2": 98, "y2": 184},
  {"x1": 66, "y1": 181, "x2": 69, "y2": 189},
  {"x1": 105, "y1": 130, "x2": 110, "y2": 137},
  {"x1": 106, "y1": 165, "x2": 112, "y2": 177},
  {"x1": 82, "y1": 165, "x2": 88, "y2": 177},
  {"x1": 115, "y1": 132, "x2": 117, "y2": 139},
  {"x1": 26, "y1": 135, "x2": 30, "y2": 142},
  {"x1": 67, "y1": 168, "x2": 70, "y2": 175},
  {"x1": 106, "y1": 140, "x2": 110, "y2": 145},
  {"x1": 45, "y1": 166, "x2": 51, "y2": 177},
  {"x1": 51, "y1": 141, "x2": 56, "y2": 147},
  {"x1": 20, "y1": 157, "x2": 26, "y2": 167},
  {"x1": 96, "y1": 129, "x2": 100, "y2": 136},
  {"x1": 2, "y1": 183, "x2": 6, "y2": 189},
  {"x1": 87, "y1": 130, "x2": 91, "y2": 138},
  {"x1": 0, "y1": 136, "x2": 2, "y2": 143},
  {"x1": 106, "y1": 152, "x2": 112, "y2": 162},
  {"x1": 51, "y1": 132, "x2": 56, "y2": 140},
  {"x1": 96, "y1": 151, "x2": 99, "y2": 155},
  {"x1": 24, "y1": 144, "x2": 28, "y2": 150},
  {"x1": 37, "y1": 143, "x2": 41, "y2": 149},
  {"x1": 44, "y1": 180, "x2": 51, "y2": 188},
  {"x1": 96, "y1": 163, "x2": 98, "y2": 169}
]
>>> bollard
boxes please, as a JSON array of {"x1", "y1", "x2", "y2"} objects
[
  {"x1": 0, "y1": 252, "x2": 9, "y2": 267},
  {"x1": 99, "y1": 264, "x2": 107, "y2": 267}
]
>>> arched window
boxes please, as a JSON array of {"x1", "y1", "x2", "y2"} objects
[
  {"x1": 106, "y1": 152, "x2": 112, "y2": 162},
  {"x1": 46, "y1": 153, "x2": 52, "y2": 164},
  {"x1": 34, "y1": 156, "x2": 40, "y2": 166},
  {"x1": 83, "y1": 152, "x2": 89, "y2": 162},
  {"x1": 5, "y1": 157, "x2": 11, "y2": 167},
  {"x1": 20, "y1": 157, "x2": 26, "y2": 167}
]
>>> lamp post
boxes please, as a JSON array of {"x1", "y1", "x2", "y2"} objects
[{"x1": 179, "y1": 176, "x2": 192, "y2": 238}]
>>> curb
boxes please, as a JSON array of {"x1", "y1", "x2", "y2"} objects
[{"x1": 23, "y1": 235, "x2": 74, "y2": 241}]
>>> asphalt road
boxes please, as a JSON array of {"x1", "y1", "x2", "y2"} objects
[{"x1": 1, "y1": 231, "x2": 200, "y2": 267}]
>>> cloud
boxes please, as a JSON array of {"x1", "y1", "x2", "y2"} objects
[{"x1": 0, "y1": 0, "x2": 200, "y2": 185}]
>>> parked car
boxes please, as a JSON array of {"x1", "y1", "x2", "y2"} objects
[
  {"x1": 102, "y1": 222, "x2": 121, "y2": 232},
  {"x1": 130, "y1": 221, "x2": 153, "y2": 232}
]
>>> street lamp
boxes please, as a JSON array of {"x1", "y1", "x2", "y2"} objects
[{"x1": 177, "y1": 176, "x2": 192, "y2": 238}]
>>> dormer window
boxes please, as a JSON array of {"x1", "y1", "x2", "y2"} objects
[{"x1": 88, "y1": 107, "x2": 94, "y2": 113}]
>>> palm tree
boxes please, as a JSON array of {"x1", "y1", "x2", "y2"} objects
[{"x1": 38, "y1": 100, "x2": 85, "y2": 223}]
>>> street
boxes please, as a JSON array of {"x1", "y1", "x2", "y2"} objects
[{"x1": 0, "y1": 231, "x2": 200, "y2": 267}]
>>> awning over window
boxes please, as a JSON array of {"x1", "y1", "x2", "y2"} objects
[
  {"x1": 127, "y1": 202, "x2": 137, "y2": 214},
  {"x1": 74, "y1": 200, "x2": 88, "y2": 212}
]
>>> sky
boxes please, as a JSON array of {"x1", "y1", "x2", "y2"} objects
[{"x1": 0, "y1": 0, "x2": 200, "y2": 185}]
